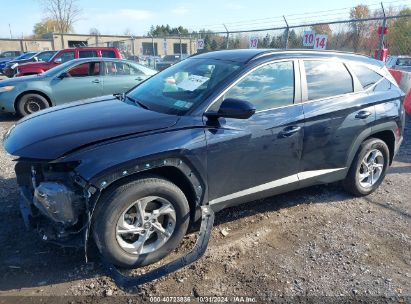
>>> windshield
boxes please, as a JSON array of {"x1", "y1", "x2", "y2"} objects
[
  {"x1": 397, "y1": 58, "x2": 411, "y2": 67},
  {"x1": 15, "y1": 52, "x2": 37, "y2": 60},
  {"x1": 126, "y1": 58, "x2": 242, "y2": 115},
  {"x1": 0, "y1": 52, "x2": 16, "y2": 58},
  {"x1": 162, "y1": 55, "x2": 180, "y2": 62}
]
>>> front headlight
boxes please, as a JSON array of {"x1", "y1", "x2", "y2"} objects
[{"x1": 0, "y1": 86, "x2": 15, "y2": 93}]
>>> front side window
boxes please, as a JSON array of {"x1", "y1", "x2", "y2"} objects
[
  {"x1": 224, "y1": 61, "x2": 294, "y2": 111},
  {"x1": 304, "y1": 60, "x2": 353, "y2": 100},
  {"x1": 37, "y1": 51, "x2": 55, "y2": 62},
  {"x1": 57, "y1": 52, "x2": 75, "y2": 63},
  {"x1": 79, "y1": 50, "x2": 98, "y2": 58},
  {"x1": 127, "y1": 58, "x2": 242, "y2": 115},
  {"x1": 67, "y1": 62, "x2": 100, "y2": 77},
  {"x1": 350, "y1": 64, "x2": 383, "y2": 89}
]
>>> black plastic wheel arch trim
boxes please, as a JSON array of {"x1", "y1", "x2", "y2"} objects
[{"x1": 102, "y1": 205, "x2": 215, "y2": 289}]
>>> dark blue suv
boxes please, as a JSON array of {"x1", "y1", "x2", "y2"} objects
[{"x1": 3, "y1": 49, "x2": 405, "y2": 278}]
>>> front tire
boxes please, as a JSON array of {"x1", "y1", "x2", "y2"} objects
[
  {"x1": 16, "y1": 93, "x2": 50, "y2": 117},
  {"x1": 93, "y1": 176, "x2": 190, "y2": 268},
  {"x1": 343, "y1": 138, "x2": 389, "y2": 196}
]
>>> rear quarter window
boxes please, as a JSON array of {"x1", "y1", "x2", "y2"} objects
[
  {"x1": 101, "y1": 50, "x2": 116, "y2": 58},
  {"x1": 350, "y1": 64, "x2": 383, "y2": 89}
]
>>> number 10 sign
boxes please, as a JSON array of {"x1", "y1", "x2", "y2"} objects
[{"x1": 303, "y1": 31, "x2": 327, "y2": 50}]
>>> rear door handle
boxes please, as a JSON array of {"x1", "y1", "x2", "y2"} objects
[
  {"x1": 135, "y1": 77, "x2": 144, "y2": 81},
  {"x1": 92, "y1": 79, "x2": 100, "y2": 84},
  {"x1": 280, "y1": 126, "x2": 301, "y2": 138},
  {"x1": 355, "y1": 110, "x2": 372, "y2": 119}
]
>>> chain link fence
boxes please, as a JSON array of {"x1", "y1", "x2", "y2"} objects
[
  {"x1": 191, "y1": 13, "x2": 410, "y2": 58},
  {"x1": 82, "y1": 11, "x2": 410, "y2": 69}
]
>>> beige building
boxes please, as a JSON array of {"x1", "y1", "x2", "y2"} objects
[{"x1": 0, "y1": 33, "x2": 197, "y2": 57}]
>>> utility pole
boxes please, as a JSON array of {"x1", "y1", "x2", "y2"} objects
[
  {"x1": 283, "y1": 16, "x2": 289, "y2": 49},
  {"x1": 177, "y1": 28, "x2": 183, "y2": 60},
  {"x1": 9, "y1": 24, "x2": 12, "y2": 39},
  {"x1": 377, "y1": 2, "x2": 387, "y2": 61},
  {"x1": 223, "y1": 24, "x2": 230, "y2": 49}
]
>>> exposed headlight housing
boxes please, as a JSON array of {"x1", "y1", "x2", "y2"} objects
[{"x1": 0, "y1": 86, "x2": 15, "y2": 93}]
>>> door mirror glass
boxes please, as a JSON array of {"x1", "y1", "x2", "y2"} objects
[
  {"x1": 54, "y1": 57, "x2": 62, "y2": 64},
  {"x1": 206, "y1": 98, "x2": 255, "y2": 119},
  {"x1": 33, "y1": 56, "x2": 39, "y2": 62}
]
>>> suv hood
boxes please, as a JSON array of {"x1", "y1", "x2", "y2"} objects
[{"x1": 4, "y1": 96, "x2": 179, "y2": 159}]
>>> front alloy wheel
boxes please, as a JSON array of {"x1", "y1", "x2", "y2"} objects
[
  {"x1": 116, "y1": 196, "x2": 176, "y2": 255},
  {"x1": 93, "y1": 175, "x2": 190, "y2": 268}
]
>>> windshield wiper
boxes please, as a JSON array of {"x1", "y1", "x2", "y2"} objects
[{"x1": 126, "y1": 95, "x2": 149, "y2": 110}]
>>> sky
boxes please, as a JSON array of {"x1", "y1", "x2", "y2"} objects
[{"x1": 0, "y1": 0, "x2": 409, "y2": 38}]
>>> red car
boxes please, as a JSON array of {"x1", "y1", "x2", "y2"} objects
[{"x1": 16, "y1": 47, "x2": 122, "y2": 77}]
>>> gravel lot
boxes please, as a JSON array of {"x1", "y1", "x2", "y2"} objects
[{"x1": 0, "y1": 110, "x2": 410, "y2": 303}]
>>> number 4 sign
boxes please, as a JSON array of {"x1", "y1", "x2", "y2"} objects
[{"x1": 313, "y1": 34, "x2": 327, "y2": 50}]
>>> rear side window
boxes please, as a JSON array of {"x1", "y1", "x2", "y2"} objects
[
  {"x1": 79, "y1": 50, "x2": 98, "y2": 58},
  {"x1": 101, "y1": 50, "x2": 116, "y2": 58},
  {"x1": 225, "y1": 61, "x2": 294, "y2": 111},
  {"x1": 304, "y1": 60, "x2": 353, "y2": 100},
  {"x1": 350, "y1": 64, "x2": 383, "y2": 89}
]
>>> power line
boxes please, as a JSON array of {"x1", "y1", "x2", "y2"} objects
[{"x1": 185, "y1": 0, "x2": 410, "y2": 31}]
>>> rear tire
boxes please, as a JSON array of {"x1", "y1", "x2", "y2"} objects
[
  {"x1": 16, "y1": 93, "x2": 50, "y2": 117},
  {"x1": 93, "y1": 175, "x2": 190, "y2": 269},
  {"x1": 343, "y1": 138, "x2": 389, "y2": 196}
]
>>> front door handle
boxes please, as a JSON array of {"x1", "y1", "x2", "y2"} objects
[
  {"x1": 92, "y1": 79, "x2": 100, "y2": 84},
  {"x1": 280, "y1": 126, "x2": 301, "y2": 138},
  {"x1": 135, "y1": 77, "x2": 144, "y2": 81},
  {"x1": 355, "y1": 110, "x2": 372, "y2": 119}
]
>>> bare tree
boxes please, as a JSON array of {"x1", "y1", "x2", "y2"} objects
[{"x1": 39, "y1": 0, "x2": 81, "y2": 33}]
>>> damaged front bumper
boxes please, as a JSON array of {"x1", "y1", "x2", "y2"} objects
[
  {"x1": 16, "y1": 160, "x2": 88, "y2": 247},
  {"x1": 15, "y1": 160, "x2": 216, "y2": 288}
]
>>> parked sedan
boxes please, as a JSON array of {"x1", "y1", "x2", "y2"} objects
[
  {"x1": 0, "y1": 58, "x2": 156, "y2": 116},
  {"x1": 2, "y1": 50, "x2": 57, "y2": 78},
  {"x1": 0, "y1": 51, "x2": 25, "y2": 73}
]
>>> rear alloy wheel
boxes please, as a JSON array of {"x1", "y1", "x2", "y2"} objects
[
  {"x1": 93, "y1": 175, "x2": 190, "y2": 268},
  {"x1": 343, "y1": 138, "x2": 389, "y2": 196},
  {"x1": 17, "y1": 93, "x2": 50, "y2": 117}
]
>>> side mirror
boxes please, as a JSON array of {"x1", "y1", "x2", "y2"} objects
[
  {"x1": 58, "y1": 72, "x2": 69, "y2": 79},
  {"x1": 54, "y1": 57, "x2": 62, "y2": 64},
  {"x1": 33, "y1": 56, "x2": 39, "y2": 62},
  {"x1": 205, "y1": 98, "x2": 256, "y2": 120}
]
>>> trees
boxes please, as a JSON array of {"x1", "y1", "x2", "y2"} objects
[
  {"x1": 349, "y1": 5, "x2": 371, "y2": 52},
  {"x1": 148, "y1": 25, "x2": 190, "y2": 36},
  {"x1": 33, "y1": 18, "x2": 61, "y2": 36},
  {"x1": 39, "y1": 0, "x2": 81, "y2": 33},
  {"x1": 386, "y1": 8, "x2": 411, "y2": 55},
  {"x1": 89, "y1": 28, "x2": 101, "y2": 36}
]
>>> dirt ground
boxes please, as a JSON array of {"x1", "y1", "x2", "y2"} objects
[{"x1": 0, "y1": 111, "x2": 410, "y2": 304}]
